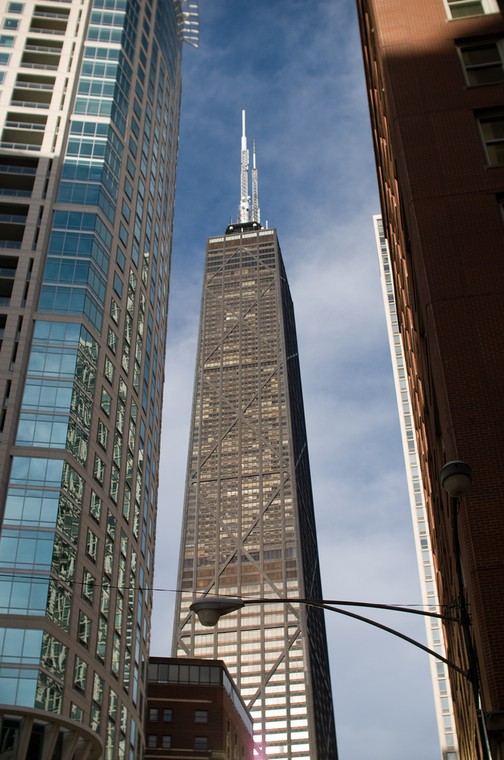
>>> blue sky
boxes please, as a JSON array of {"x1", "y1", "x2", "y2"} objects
[{"x1": 152, "y1": 2, "x2": 441, "y2": 758}]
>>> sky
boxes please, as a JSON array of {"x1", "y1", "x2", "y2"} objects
[{"x1": 151, "y1": 2, "x2": 441, "y2": 759}]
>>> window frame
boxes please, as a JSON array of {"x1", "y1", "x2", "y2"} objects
[
  {"x1": 477, "y1": 110, "x2": 504, "y2": 166},
  {"x1": 458, "y1": 39, "x2": 504, "y2": 86},
  {"x1": 194, "y1": 709, "x2": 208, "y2": 724},
  {"x1": 445, "y1": 0, "x2": 500, "y2": 18},
  {"x1": 497, "y1": 193, "x2": 504, "y2": 223}
]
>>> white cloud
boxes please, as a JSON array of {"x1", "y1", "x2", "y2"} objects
[{"x1": 153, "y1": 2, "x2": 441, "y2": 758}]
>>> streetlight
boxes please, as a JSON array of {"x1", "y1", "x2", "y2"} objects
[
  {"x1": 190, "y1": 595, "x2": 468, "y2": 678},
  {"x1": 440, "y1": 460, "x2": 472, "y2": 499},
  {"x1": 440, "y1": 460, "x2": 490, "y2": 760},
  {"x1": 189, "y1": 460, "x2": 490, "y2": 759}
]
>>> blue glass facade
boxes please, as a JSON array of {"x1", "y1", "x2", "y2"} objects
[{"x1": 0, "y1": 0, "x2": 185, "y2": 757}]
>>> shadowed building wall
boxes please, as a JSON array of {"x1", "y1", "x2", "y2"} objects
[
  {"x1": 357, "y1": 2, "x2": 504, "y2": 758},
  {"x1": 145, "y1": 657, "x2": 254, "y2": 759}
]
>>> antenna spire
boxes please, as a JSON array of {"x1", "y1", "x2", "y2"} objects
[
  {"x1": 235, "y1": 110, "x2": 261, "y2": 229},
  {"x1": 239, "y1": 110, "x2": 250, "y2": 223},
  {"x1": 251, "y1": 140, "x2": 260, "y2": 224}
]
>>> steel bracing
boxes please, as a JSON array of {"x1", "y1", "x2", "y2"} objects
[{"x1": 173, "y1": 227, "x2": 337, "y2": 760}]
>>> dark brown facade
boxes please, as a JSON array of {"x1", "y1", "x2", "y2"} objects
[
  {"x1": 356, "y1": 2, "x2": 504, "y2": 759},
  {"x1": 145, "y1": 658, "x2": 254, "y2": 759}
]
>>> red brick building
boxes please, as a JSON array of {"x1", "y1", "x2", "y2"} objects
[
  {"x1": 356, "y1": 2, "x2": 504, "y2": 759},
  {"x1": 145, "y1": 658, "x2": 254, "y2": 759}
]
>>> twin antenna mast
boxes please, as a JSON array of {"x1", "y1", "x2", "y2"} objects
[{"x1": 238, "y1": 110, "x2": 261, "y2": 226}]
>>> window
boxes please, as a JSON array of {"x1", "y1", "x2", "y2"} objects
[
  {"x1": 73, "y1": 656, "x2": 87, "y2": 692},
  {"x1": 195, "y1": 710, "x2": 208, "y2": 723},
  {"x1": 107, "y1": 328, "x2": 117, "y2": 354},
  {"x1": 104, "y1": 356, "x2": 114, "y2": 384},
  {"x1": 147, "y1": 735, "x2": 157, "y2": 748},
  {"x1": 149, "y1": 708, "x2": 158, "y2": 721},
  {"x1": 194, "y1": 737, "x2": 208, "y2": 750},
  {"x1": 7, "y1": 3, "x2": 23, "y2": 11},
  {"x1": 446, "y1": 0, "x2": 500, "y2": 17},
  {"x1": 3, "y1": 19, "x2": 19, "y2": 29},
  {"x1": 498, "y1": 193, "x2": 504, "y2": 222},
  {"x1": 89, "y1": 493, "x2": 102, "y2": 527},
  {"x1": 78, "y1": 611, "x2": 91, "y2": 646},
  {"x1": 460, "y1": 41, "x2": 504, "y2": 85},
  {"x1": 82, "y1": 570, "x2": 94, "y2": 603},
  {"x1": 162, "y1": 736, "x2": 171, "y2": 749},
  {"x1": 93, "y1": 454, "x2": 105, "y2": 484},
  {"x1": 86, "y1": 529, "x2": 98, "y2": 561},
  {"x1": 101, "y1": 389, "x2": 111, "y2": 417},
  {"x1": 478, "y1": 111, "x2": 504, "y2": 165},
  {"x1": 97, "y1": 420, "x2": 108, "y2": 449},
  {"x1": 163, "y1": 708, "x2": 172, "y2": 722}
]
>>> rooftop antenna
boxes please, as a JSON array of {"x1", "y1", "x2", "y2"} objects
[
  {"x1": 251, "y1": 140, "x2": 261, "y2": 225},
  {"x1": 239, "y1": 110, "x2": 250, "y2": 223}
]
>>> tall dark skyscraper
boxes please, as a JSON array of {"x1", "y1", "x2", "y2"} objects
[
  {"x1": 0, "y1": 1, "x2": 197, "y2": 757},
  {"x1": 173, "y1": 113, "x2": 337, "y2": 760},
  {"x1": 357, "y1": 2, "x2": 504, "y2": 759}
]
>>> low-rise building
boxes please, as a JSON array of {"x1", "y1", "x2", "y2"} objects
[{"x1": 145, "y1": 657, "x2": 254, "y2": 759}]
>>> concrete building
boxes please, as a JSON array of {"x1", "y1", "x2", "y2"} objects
[
  {"x1": 357, "y1": 2, "x2": 504, "y2": 759},
  {"x1": 172, "y1": 116, "x2": 337, "y2": 760},
  {"x1": 0, "y1": 0, "x2": 198, "y2": 757},
  {"x1": 374, "y1": 215, "x2": 460, "y2": 760},
  {"x1": 145, "y1": 657, "x2": 254, "y2": 760}
]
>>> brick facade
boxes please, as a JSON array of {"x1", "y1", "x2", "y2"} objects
[
  {"x1": 145, "y1": 658, "x2": 254, "y2": 760},
  {"x1": 357, "y1": 2, "x2": 504, "y2": 758}
]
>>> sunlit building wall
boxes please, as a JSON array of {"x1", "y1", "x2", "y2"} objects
[
  {"x1": 0, "y1": 0, "x2": 194, "y2": 757},
  {"x1": 172, "y1": 221, "x2": 337, "y2": 760}
]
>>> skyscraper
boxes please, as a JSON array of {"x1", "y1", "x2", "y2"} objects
[
  {"x1": 374, "y1": 215, "x2": 459, "y2": 760},
  {"x1": 172, "y1": 114, "x2": 337, "y2": 760},
  {"x1": 357, "y1": 2, "x2": 504, "y2": 759},
  {"x1": 0, "y1": 0, "x2": 198, "y2": 757}
]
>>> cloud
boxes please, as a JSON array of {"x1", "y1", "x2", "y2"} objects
[{"x1": 153, "y1": 2, "x2": 441, "y2": 759}]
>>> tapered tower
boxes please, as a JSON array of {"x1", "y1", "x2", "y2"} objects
[{"x1": 173, "y1": 114, "x2": 337, "y2": 760}]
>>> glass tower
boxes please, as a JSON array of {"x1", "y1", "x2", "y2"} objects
[
  {"x1": 0, "y1": 0, "x2": 196, "y2": 757},
  {"x1": 173, "y1": 204, "x2": 338, "y2": 758}
]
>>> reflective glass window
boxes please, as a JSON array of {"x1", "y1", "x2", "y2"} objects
[
  {"x1": 101, "y1": 388, "x2": 112, "y2": 416},
  {"x1": 74, "y1": 656, "x2": 87, "y2": 691},
  {"x1": 86, "y1": 529, "x2": 98, "y2": 561}
]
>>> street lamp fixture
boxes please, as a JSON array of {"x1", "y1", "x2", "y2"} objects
[
  {"x1": 439, "y1": 460, "x2": 490, "y2": 760},
  {"x1": 190, "y1": 597, "x2": 245, "y2": 626},
  {"x1": 440, "y1": 460, "x2": 472, "y2": 499}
]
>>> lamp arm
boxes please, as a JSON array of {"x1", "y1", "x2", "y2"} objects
[
  {"x1": 302, "y1": 598, "x2": 460, "y2": 623},
  {"x1": 240, "y1": 597, "x2": 460, "y2": 623},
  {"x1": 316, "y1": 602, "x2": 469, "y2": 679}
]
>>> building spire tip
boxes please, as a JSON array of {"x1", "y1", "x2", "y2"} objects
[{"x1": 238, "y1": 111, "x2": 261, "y2": 227}]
